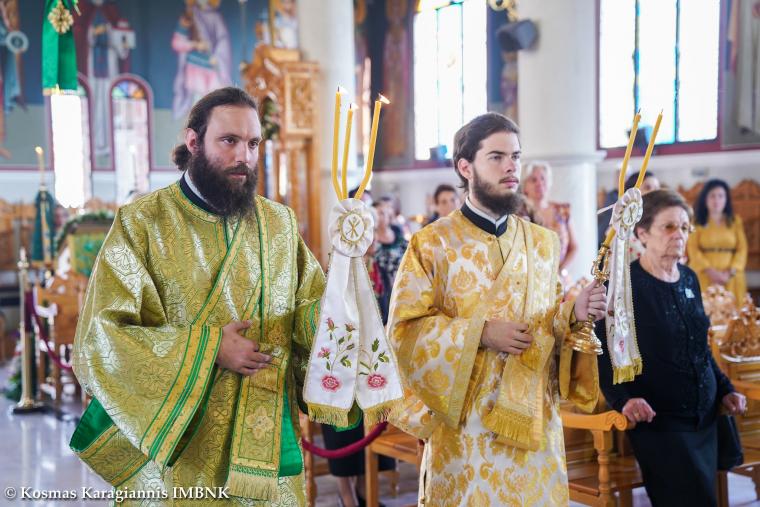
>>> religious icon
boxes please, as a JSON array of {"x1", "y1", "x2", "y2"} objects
[
  {"x1": 269, "y1": 0, "x2": 299, "y2": 49},
  {"x1": 171, "y1": 0, "x2": 232, "y2": 119},
  {"x1": 0, "y1": 0, "x2": 28, "y2": 159},
  {"x1": 73, "y1": 0, "x2": 135, "y2": 162}
]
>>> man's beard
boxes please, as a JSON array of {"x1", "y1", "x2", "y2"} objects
[
  {"x1": 471, "y1": 168, "x2": 522, "y2": 217},
  {"x1": 187, "y1": 147, "x2": 258, "y2": 219}
]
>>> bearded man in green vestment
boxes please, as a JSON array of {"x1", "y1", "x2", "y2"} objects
[{"x1": 70, "y1": 87, "x2": 325, "y2": 506}]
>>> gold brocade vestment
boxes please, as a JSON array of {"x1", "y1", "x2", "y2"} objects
[
  {"x1": 70, "y1": 182, "x2": 325, "y2": 505},
  {"x1": 388, "y1": 211, "x2": 599, "y2": 506}
]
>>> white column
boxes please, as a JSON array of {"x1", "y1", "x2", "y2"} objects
[
  {"x1": 518, "y1": 0, "x2": 603, "y2": 282},
  {"x1": 297, "y1": 1, "x2": 357, "y2": 263}
]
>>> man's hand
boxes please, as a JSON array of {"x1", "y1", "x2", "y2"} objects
[
  {"x1": 621, "y1": 397, "x2": 656, "y2": 423},
  {"x1": 722, "y1": 392, "x2": 747, "y2": 415},
  {"x1": 216, "y1": 320, "x2": 272, "y2": 376},
  {"x1": 481, "y1": 320, "x2": 534, "y2": 355},
  {"x1": 574, "y1": 280, "x2": 607, "y2": 323}
]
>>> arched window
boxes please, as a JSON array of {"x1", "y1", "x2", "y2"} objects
[
  {"x1": 110, "y1": 75, "x2": 152, "y2": 204},
  {"x1": 598, "y1": 0, "x2": 720, "y2": 148},
  {"x1": 49, "y1": 76, "x2": 93, "y2": 208},
  {"x1": 413, "y1": 0, "x2": 487, "y2": 160}
]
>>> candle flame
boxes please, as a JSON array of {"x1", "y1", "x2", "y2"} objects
[
  {"x1": 35, "y1": 146, "x2": 43, "y2": 155},
  {"x1": 337, "y1": 85, "x2": 347, "y2": 95},
  {"x1": 378, "y1": 94, "x2": 390, "y2": 104},
  {"x1": 348, "y1": 103, "x2": 357, "y2": 110}
]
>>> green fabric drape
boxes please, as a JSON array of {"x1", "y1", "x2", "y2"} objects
[{"x1": 42, "y1": 0, "x2": 78, "y2": 92}]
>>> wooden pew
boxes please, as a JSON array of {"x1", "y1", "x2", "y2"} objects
[
  {"x1": 708, "y1": 295, "x2": 760, "y2": 505},
  {"x1": 0, "y1": 199, "x2": 34, "y2": 271},
  {"x1": 561, "y1": 404, "x2": 642, "y2": 507},
  {"x1": 33, "y1": 272, "x2": 87, "y2": 405},
  {"x1": 703, "y1": 285, "x2": 740, "y2": 327}
]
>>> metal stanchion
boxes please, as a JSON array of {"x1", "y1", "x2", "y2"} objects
[{"x1": 12, "y1": 247, "x2": 45, "y2": 414}]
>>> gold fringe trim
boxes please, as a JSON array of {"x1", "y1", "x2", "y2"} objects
[
  {"x1": 362, "y1": 400, "x2": 398, "y2": 427},
  {"x1": 612, "y1": 357, "x2": 643, "y2": 385},
  {"x1": 482, "y1": 406, "x2": 535, "y2": 451},
  {"x1": 226, "y1": 468, "x2": 278, "y2": 502},
  {"x1": 307, "y1": 403, "x2": 350, "y2": 427}
]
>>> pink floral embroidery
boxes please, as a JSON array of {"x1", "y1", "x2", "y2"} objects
[
  {"x1": 359, "y1": 338, "x2": 390, "y2": 378},
  {"x1": 322, "y1": 375, "x2": 341, "y2": 392},
  {"x1": 367, "y1": 373, "x2": 387, "y2": 390},
  {"x1": 321, "y1": 317, "x2": 356, "y2": 373},
  {"x1": 618, "y1": 340, "x2": 625, "y2": 353}
]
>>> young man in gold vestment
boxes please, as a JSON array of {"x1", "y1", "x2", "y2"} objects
[
  {"x1": 70, "y1": 87, "x2": 325, "y2": 505},
  {"x1": 388, "y1": 113, "x2": 607, "y2": 506}
]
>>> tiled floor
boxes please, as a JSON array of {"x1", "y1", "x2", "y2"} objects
[{"x1": 1, "y1": 363, "x2": 759, "y2": 506}]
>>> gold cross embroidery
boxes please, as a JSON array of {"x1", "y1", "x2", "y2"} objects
[{"x1": 346, "y1": 216, "x2": 361, "y2": 240}]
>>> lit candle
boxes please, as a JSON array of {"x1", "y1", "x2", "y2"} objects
[
  {"x1": 341, "y1": 104, "x2": 355, "y2": 199},
  {"x1": 35, "y1": 146, "x2": 51, "y2": 264},
  {"x1": 618, "y1": 111, "x2": 640, "y2": 197},
  {"x1": 35, "y1": 146, "x2": 45, "y2": 187},
  {"x1": 331, "y1": 86, "x2": 346, "y2": 200},
  {"x1": 635, "y1": 110, "x2": 663, "y2": 188},
  {"x1": 356, "y1": 94, "x2": 390, "y2": 200}
]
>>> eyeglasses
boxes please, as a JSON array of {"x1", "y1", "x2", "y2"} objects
[{"x1": 656, "y1": 222, "x2": 695, "y2": 235}]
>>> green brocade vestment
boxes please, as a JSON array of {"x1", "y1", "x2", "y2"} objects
[{"x1": 70, "y1": 182, "x2": 325, "y2": 505}]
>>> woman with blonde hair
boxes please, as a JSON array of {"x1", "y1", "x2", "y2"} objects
[{"x1": 521, "y1": 161, "x2": 577, "y2": 273}]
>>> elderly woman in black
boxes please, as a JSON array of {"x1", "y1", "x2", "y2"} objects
[{"x1": 597, "y1": 189, "x2": 746, "y2": 506}]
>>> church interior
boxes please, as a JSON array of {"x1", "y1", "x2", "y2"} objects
[{"x1": 1, "y1": 0, "x2": 760, "y2": 505}]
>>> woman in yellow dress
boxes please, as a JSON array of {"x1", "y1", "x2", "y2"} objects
[{"x1": 687, "y1": 179, "x2": 748, "y2": 302}]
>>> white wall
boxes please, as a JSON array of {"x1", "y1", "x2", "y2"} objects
[
  {"x1": 597, "y1": 149, "x2": 760, "y2": 193},
  {"x1": 0, "y1": 170, "x2": 179, "y2": 205},
  {"x1": 371, "y1": 167, "x2": 461, "y2": 217}
]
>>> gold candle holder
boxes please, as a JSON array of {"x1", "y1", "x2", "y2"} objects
[
  {"x1": 13, "y1": 247, "x2": 45, "y2": 414},
  {"x1": 565, "y1": 245, "x2": 611, "y2": 355}
]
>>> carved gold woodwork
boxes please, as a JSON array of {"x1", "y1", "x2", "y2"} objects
[{"x1": 242, "y1": 46, "x2": 322, "y2": 261}]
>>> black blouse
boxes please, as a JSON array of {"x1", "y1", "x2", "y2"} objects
[{"x1": 597, "y1": 260, "x2": 734, "y2": 431}]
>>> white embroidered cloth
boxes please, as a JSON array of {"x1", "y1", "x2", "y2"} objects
[
  {"x1": 303, "y1": 198, "x2": 403, "y2": 426},
  {"x1": 605, "y1": 187, "x2": 644, "y2": 384}
]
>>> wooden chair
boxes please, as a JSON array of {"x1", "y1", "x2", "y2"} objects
[
  {"x1": 365, "y1": 424, "x2": 422, "y2": 507},
  {"x1": 561, "y1": 405, "x2": 642, "y2": 507}
]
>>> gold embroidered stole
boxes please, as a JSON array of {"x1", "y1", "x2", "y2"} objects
[
  {"x1": 477, "y1": 219, "x2": 559, "y2": 450},
  {"x1": 225, "y1": 198, "x2": 296, "y2": 500}
]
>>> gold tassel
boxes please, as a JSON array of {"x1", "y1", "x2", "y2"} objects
[
  {"x1": 612, "y1": 358, "x2": 643, "y2": 385},
  {"x1": 307, "y1": 403, "x2": 350, "y2": 427},
  {"x1": 226, "y1": 467, "x2": 278, "y2": 502},
  {"x1": 482, "y1": 406, "x2": 535, "y2": 450},
  {"x1": 362, "y1": 400, "x2": 397, "y2": 427}
]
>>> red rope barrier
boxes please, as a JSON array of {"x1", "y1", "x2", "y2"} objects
[{"x1": 301, "y1": 421, "x2": 388, "y2": 459}]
